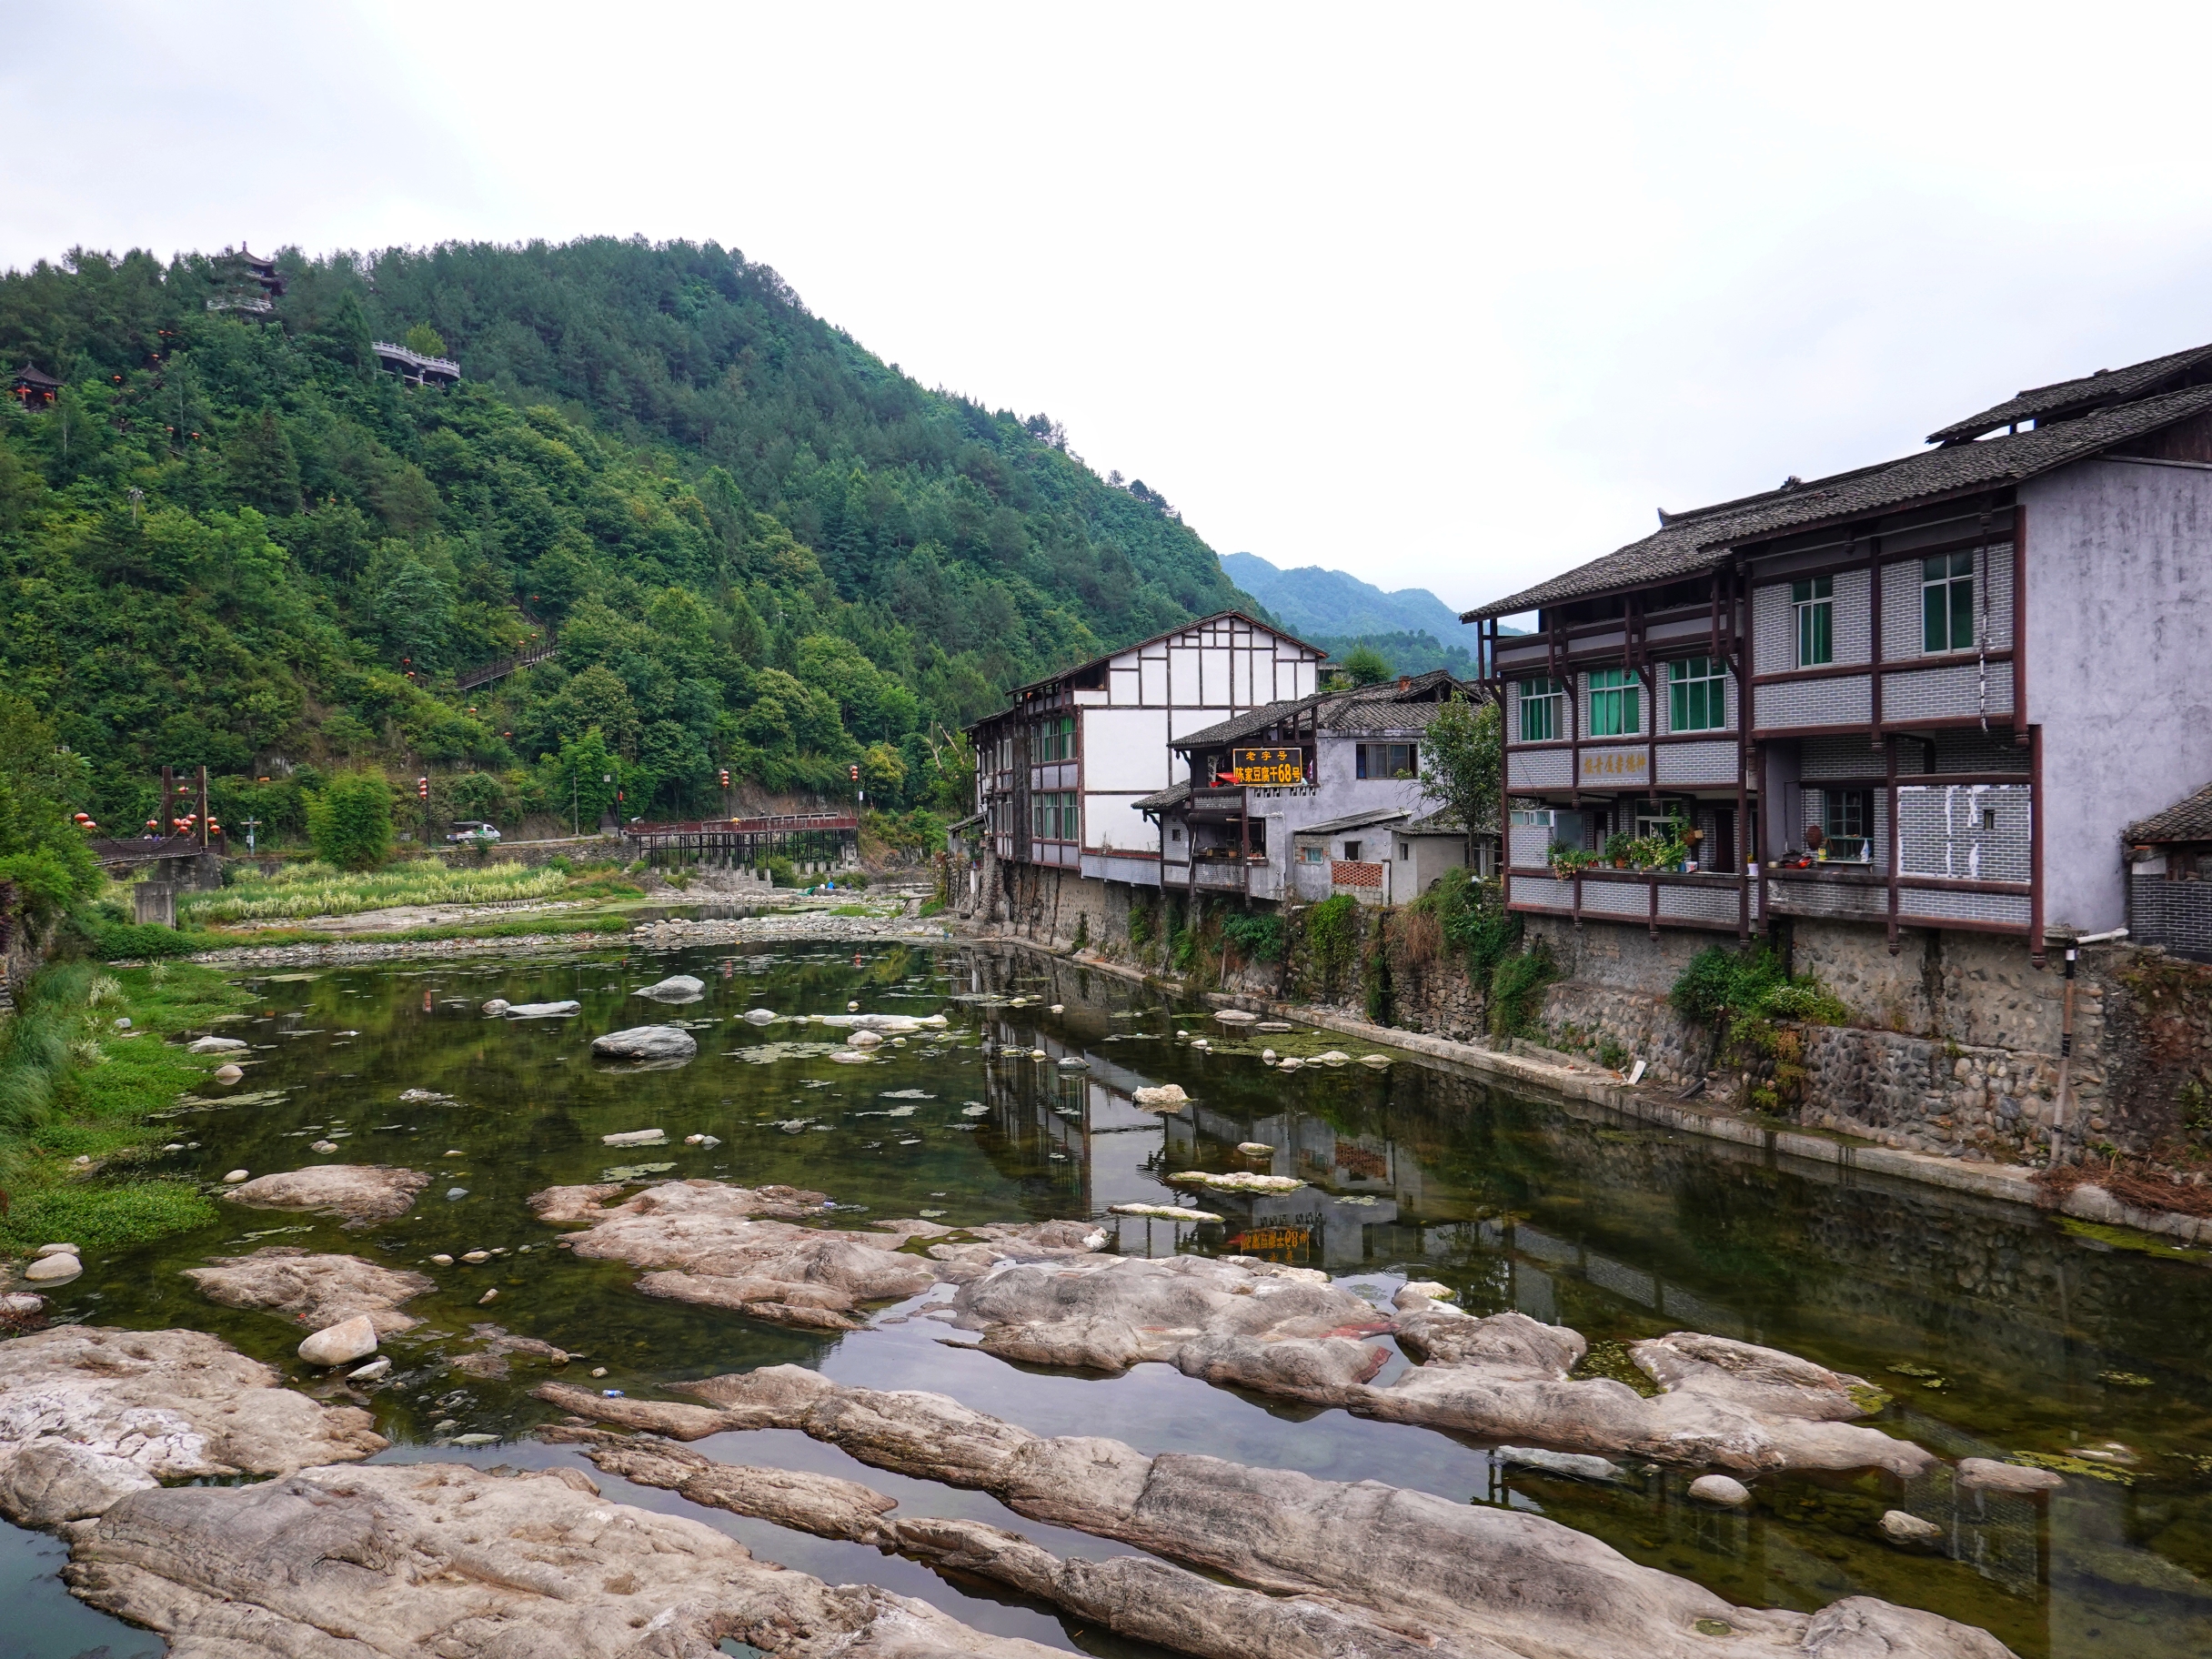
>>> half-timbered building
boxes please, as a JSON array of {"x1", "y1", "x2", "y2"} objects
[
  {"x1": 968, "y1": 611, "x2": 1328, "y2": 890},
  {"x1": 1464, "y1": 344, "x2": 2212, "y2": 962}
]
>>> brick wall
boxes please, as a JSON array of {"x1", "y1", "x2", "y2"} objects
[{"x1": 2128, "y1": 874, "x2": 2212, "y2": 962}]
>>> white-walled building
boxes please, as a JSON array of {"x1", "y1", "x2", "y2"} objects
[{"x1": 969, "y1": 611, "x2": 1328, "y2": 888}]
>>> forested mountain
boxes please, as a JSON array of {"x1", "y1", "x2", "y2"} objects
[
  {"x1": 1219, "y1": 550, "x2": 1484, "y2": 679},
  {"x1": 0, "y1": 237, "x2": 1254, "y2": 838}
]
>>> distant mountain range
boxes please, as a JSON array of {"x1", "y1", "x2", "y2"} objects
[{"x1": 1221, "y1": 551, "x2": 1497, "y2": 679}]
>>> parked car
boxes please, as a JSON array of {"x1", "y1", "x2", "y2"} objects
[{"x1": 447, "y1": 820, "x2": 502, "y2": 845}]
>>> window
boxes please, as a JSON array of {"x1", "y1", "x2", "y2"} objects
[
  {"x1": 1635, "y1": 806, "x2": 1688, "y2": 842},
  {"x1": 1356, "y1": 743, "x2": 1418, "y2": 779},
  {"x1": 1036, "y1": 714, "x2": 1076, "y2": 762},
  {"x1": 1031, "y1": 790, "x2": 1079, "y2": 841},
  {"x1": 1300, "y1": 844, "x2": 1326, "y2": 863},
  {"x1": 1793, "y1": 577, "x2": 1833, "y2": 667},
  {"x1": 1922, "y1": 552, "x2": 1975, "y2": 653},
  {"x1": 1667, "y1": 657, "x2": 1726, "y2": 731},
  {"x1": 1586, "y1": 668, "x2": 1640, "y2": 737},
  {"x1": 1821, "y1": 789, "x2": 1873, "y2": 862},
  {"x1": 1518, "y1": 677, "x2": 1562, "y2": 742},
  {"x1": 1342, "y1": 840, "x2": 1363, "y2": 862}
]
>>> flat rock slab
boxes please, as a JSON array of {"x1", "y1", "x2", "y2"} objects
[
  {"x1": 542, "y1": 1368, "x2": 2016, "y2": 1659},
  {"x1": 184, "y1": 1247, "x2": 434, "y2": 1334},
  {"x1": 61, "y1": 1461, "x2": 1064, "y2": 1659},
  {"x1": 1956, "y1": 1457, "x2": 2066, "y2": 1494},
  {"x1": 590, "y1": 1023, "x2": 699, "y2": 1062},
  {"x1": 223, "y1": 1164, "x2": 429, "y2": 1227},
  {"x1": 0, "y1": 1327, "x2": 384, "y2": 1526},
  {"x1": 949, "y1": 1253, "x2": 1929, "y2": 1476},
  {"x1": 530, "y1": 1178, "x2": 1106, "y2": 1331},
  {"x1": 502, "y1": 999, "x2": 580, "y2": 1018}
]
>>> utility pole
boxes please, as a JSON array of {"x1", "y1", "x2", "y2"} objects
[{"x1": 241, "y1": 817, "x2": 261, "y2": 855}]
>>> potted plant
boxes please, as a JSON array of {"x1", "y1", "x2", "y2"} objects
[{"x1": 1604, "y1": 830, "x2": 1632, "y2": 868}]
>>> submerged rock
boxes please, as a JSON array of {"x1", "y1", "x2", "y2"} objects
[
  {"x1": 210, "y1": 1063, "x2": 245, "y2": 1084},
  {"x1": 636, "y1": 973, "x2": 707, "y2": 1001},
  {"x1": 945, "y1": 1252, "x2": 1930, "y2": 1476},
  {"x1": 61, "y1": 1462, "x2": 1068, "y2": 1659},
  {"x1": 601, "y1": 1127, "x2": 668, "y2": 1147},
  {"x1": 504, "y1": 999, "x2": 581, "y2": 1018},
  {"x1": 590, "y1": 1023, "x2": 699, "y2": 1063},
  {"x1": 0, "y1": 1327, "x2": 384, "y2": 1525},
  {"x1": 528, "y1": 1178, "x2": 1107, "y2": 1331},
  {"x1": 1880, "y1": 1508, "x2": 1945, "y2": 1546},
  {"x1": 184, "y1": 1247, "x2": 433, "y2": 1334},
  {"x1": 1169, "y1": 1170, "x2": 1306, "y2": 1193},
  {"x1": 479, "y1": 998, "x2": 511, "y2": 1015},
  {"x1": 186, "y1": 1035, "x2": 247, "y2": 1054},
  {"x1": 222, "y1": 1163, "x2": 430, "y2": 1227},
  {"x1": 545, "y1": 1369, "x2": 2016, "y2": 1659},
  {"x1": 449, "y1": 1322, "x2": 570, "y2": 1380},
  {"x1": 1690, "y1": 1473, "x2": 1752, "y2": 1507},
  {"x1": 1498, "y1": 1444, "x2": 1625, "y2": 1482}
]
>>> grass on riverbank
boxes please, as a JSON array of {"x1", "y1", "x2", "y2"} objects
[
  {"x1": 0, "y1": 960, "x2": 248, "y2": 1256},
  {"x1": 178, "y1": 859, "x2": 572, "y2": 923}
]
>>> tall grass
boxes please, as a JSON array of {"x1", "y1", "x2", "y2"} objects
[
  {"x1": 177, "y1": 859, "x2": 570, "y2": 923},
  {"x1": 0, "y1": 961, "x2": 90, "y2": 1137}
]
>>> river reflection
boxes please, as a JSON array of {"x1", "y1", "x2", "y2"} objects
[{"x1": 5, "y1": 940, "x2": 2212, "y2": 1658}]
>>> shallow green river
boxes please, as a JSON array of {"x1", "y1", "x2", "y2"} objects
[{"x1": 9, "y1": 939, "x2": 2212, "y2": 1658}]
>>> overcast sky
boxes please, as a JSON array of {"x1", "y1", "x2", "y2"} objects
[{"x1": 7, "y1": 2, "x2": 2212, "y2": 617}]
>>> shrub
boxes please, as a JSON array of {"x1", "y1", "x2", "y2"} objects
[
  {"x1": 305, "y1": 771, "x2": 393, "y2": 870},
  {"x1": 1222, "y1": 910, "x2": 1285, "y2": 963},
  {"x1": 1489, "y1": 938, "x2": 1557, "y2": 1039},
  {"x1": 1362, "y1": 916, "x2": 1394, "y2": 1025},
  {"x1": 1305, "y1": 894, "x2": 1360, "y2": 992}
]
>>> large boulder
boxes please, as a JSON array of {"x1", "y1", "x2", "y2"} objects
[
  {"x1": 221, "y1": 1164, "x2": 429, "y2": 1227},
  {"x1": 183, "y1": 1247, "x2": 433, "y2": 1335},
  {"x1": 62, "y1": 1463, "x2": 1066, "y2": 1659},
  {"x1": 530, "y1": 1179, "x2": 1106, "y2": 1331},
  {"x1": 589, "y1": 1024, "x2": 699, "y2": 1063},
  {"x1": 543, "y1": 1369, "x2": 2018, "y2": 1659},
  {"x1": 297, "y1": 1312, "x2": 379, "y2": 1367},
  {"x1": 635, "y1": 974, "x2": 707, "y2": 1002},
  {"x1": 0, "y1": 1327, "x2": 384, "y2": 1525},
  {"x1": 945, "y1": 1253, "x2": 1929, "y2": 1477}
]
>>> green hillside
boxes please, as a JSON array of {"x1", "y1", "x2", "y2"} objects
[{"x1": 0, "y1": 237, "x2": 1253, "y2": 840}]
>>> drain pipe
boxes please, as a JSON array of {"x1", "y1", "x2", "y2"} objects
[{"x1": 2053, "y1": 927, "x2": 2128, "y2": 1152}]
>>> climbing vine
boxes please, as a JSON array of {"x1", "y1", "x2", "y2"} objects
[{"x1": 1303, "y1": 893, "x2": 1360, "y2": 996}]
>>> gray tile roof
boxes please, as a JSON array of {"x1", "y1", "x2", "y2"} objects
[
  {"x1": 1928, "y1": 342, "x2": 2212, "y2": 444},
  {"x1": 1293, "y1": 808, "x2": 1412, "y2": 838},
  {"x1": 1171, "y1": 669, "x2": 1475, "y2": 749},
  {"x1": 1132, "y1": 780, "x2": 1191, "y2": 813},
  {"x1": 2127, "y1": 783, "x2": 2212, "y2": 845},
  {"x1": 1465, "y1": 383, "x2": 2212, "y2": 622}
]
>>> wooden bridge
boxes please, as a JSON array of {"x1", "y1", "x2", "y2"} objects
[
  {"x1": 456, "y1": 636, "x2": 559, "y2": 690},
  {"x1": 622, "y1": 812, "x2": 859, "y2": 869},
  {"x1": 86, "y1": 833, "x2": 221, "y2": 870}
]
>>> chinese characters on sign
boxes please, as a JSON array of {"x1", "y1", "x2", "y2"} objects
[
  {"x1": 1578, "y1": 748, "x2": 1648, "y2": 783},
  {"x1": 1232, "y1": 747, "x2": 1306, "y2": 785}
]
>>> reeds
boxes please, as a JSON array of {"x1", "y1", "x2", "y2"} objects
[{"x1": 176, "y1": 860, "x2": 569, "y2": 923}]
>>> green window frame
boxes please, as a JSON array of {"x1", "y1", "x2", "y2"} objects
[
  {"x1": 1517, "y1": 678, "x2": 1561, "y2": 742},
  {"x1": 1586, "y1": 667, "x2": 1640, "y2": 737},
  {"x1": 1667, "y1": 657, "x2": 1726, "y2": 731},
  {"x1": 1031, "y1": 790, "x2": 1078, "y2": 841},
  {"x1": 1792, "y1": 577, "x2": 1833, "y2": 667},
  {"x1": 1036, "y1": 714, "x2": 1076, "y2": 762},
  {"x1": 1922, "y1": 552, "x2": 1975, "y2": 653}
]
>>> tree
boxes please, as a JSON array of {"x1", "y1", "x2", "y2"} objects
[
  {"x1": 373, "y1": 558, "x2": 456, "y2": 672},
  {"x1": 1342, "y1": 644, "x2": 1392, "y2": 686},
  {"x1": 224, "y1": 407, "x2": 302, "y2": 517},
  {"x1": 403, "y1": 322, "x2": 447, "y2": 358},
  {"x1": 540, "y1": 729, "x2": 619, "y2": 833},
  {"x1": 1420, "y1": 693, "x2": 1501, "y2": 837},
  {"x1": 0, "y1": 691, "x2": 98, "y2": 930},
  {"x1": 305, "y1": 771, "x2": 393, "y2": 870}
]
